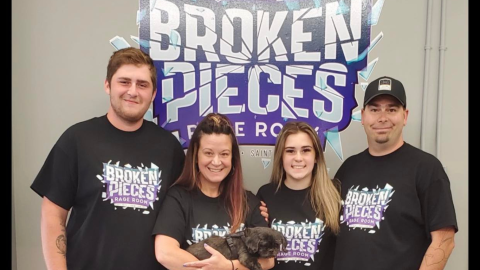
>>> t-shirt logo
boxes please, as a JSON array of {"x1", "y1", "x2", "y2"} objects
[
  {"x1": 188, "y1": 223, "x2": 246, "y2": 245},
  {"x1": 272, "y1": 218, "x2": 325, "y2": 266},
  {"x1": 99, "y1": 161, "x2": 162, "y2": 213},
  {"x1": 340, "y1": 184, "x2": 394, "y2": 232}
]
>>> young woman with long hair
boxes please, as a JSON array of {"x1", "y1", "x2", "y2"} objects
[{"x1": 257, "y1": 121, "x2": 341, "y2": 270}]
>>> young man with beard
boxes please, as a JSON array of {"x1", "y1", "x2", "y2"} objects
[
  {"x1": 332, "y1": 76, "x2": 458, "y2": 270},
  {"x1": 31, "y1": 47, "x2": 185, "y2": 270}
]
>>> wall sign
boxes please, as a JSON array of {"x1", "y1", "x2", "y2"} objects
[{"x1": 137, "y1": 0, "x2": 384, "y2": 159}]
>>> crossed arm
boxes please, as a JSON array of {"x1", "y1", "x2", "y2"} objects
[
  {"x1": 40, "y1": 197, "x2": 69, "y2": 270},
  {"x1": 419, "y1": 227, "x2": 456, "y2": 270},
  {"x1": 155, "y1": 235, "x2": 274, "y2": 270}
]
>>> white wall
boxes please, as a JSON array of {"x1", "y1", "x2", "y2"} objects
[
  {"x1": 12, "y1": 1, "x2": 138, "y2": 269},
  {"x1": 12, "y1": 0, "x2": 468, "y2": 269},
  {"x1": 439, "y1": 1, "x2": 468, "y2": 268}
]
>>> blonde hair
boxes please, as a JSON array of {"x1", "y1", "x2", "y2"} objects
[{"x1": 270, "y1": 121, "x2": 341, "y2": 234}]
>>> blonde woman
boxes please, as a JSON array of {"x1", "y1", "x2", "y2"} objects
[{"x1": 257, "y1": 121, "x2": 341, "y2": 270}]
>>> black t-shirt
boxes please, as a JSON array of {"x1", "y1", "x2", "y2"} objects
[
  {"x1": 257, "y1": 182, "x2": 336, "y2": 270},
  {"x1": 153, "y1": 185, "x2": 267, "y2": 249},
  {"x1": 333, "y1": 143, "x2": 458, "y2": 270},
  {"x1": 31, "y1": 115, "x2": 185, "y2": 270}
]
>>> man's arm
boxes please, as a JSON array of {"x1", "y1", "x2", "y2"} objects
[
  {"x1": 419, "y1": 227, "x2": 456, "y2": 270},
  {"x1": 40, "y1": 196, "x2": 69, "y2": 270}
]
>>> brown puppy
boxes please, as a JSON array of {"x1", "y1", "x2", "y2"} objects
[{"x1": 186, "y1": 227, "x2": 287, "y2": 270}]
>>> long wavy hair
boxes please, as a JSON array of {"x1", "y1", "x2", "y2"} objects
[
  {"x1": 173, "y1": 113, "x2": 247, "y2": 232},
  {"x1": 270, "y1": 121, "x2": 341, "y2": 234}
]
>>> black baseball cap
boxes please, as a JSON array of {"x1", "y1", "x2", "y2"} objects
[{"x1": 363, "y1": 76, "x2": 406, "y2": 107}]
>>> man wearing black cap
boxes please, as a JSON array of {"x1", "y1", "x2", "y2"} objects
[{"x1": 332, "y1": 76, "x2": 458, "y2": 270}]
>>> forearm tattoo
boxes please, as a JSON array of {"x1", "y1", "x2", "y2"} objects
[
  {"x1": 56, "y1": 225, "x2": 67, "y2": 257},
  {"x1": 424, "y1": 230, "x2": 454, "y2": 267}
]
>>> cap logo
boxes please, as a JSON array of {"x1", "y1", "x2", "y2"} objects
[{"x1": 378, "y1": 78, "x2": 392, "y2": 91}]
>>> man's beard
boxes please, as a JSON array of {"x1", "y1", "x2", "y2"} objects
[
  {"x1": 111, "y1": 97, "x2": 147, "y2": 123},
  {"x1": 374, "y1": 136, "x2": 389, "y2": 144}
]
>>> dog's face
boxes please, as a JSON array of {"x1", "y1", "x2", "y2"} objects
[{"x1": 244, "y1": 227, "x2": 287, "y2": 258}]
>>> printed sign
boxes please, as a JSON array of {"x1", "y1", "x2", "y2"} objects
[{"x1": 139, "y1": 0, "x2": 379, "y2": 148}]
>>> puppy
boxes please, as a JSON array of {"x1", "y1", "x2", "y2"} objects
[{"x1": 186, "y1": 227, "x2": 287, "y2": 270}]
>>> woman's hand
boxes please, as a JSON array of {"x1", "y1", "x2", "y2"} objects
[
  {"x1": 259, "y1": 201, "x2": 269, "y2": 223},
  {"x1": 183, "y1": 244, "x2": 232, "y2": 270}
]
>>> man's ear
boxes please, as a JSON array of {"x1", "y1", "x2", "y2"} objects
[
  {"x1": 104, "y1": 80, "x2": 110, "y2": 95},
  {"x1": 403, "y1": 108, "x2": 409, "y2": 126},
  {"x1": 151, "y1": 88, "x2": 157, "y2": 102}
]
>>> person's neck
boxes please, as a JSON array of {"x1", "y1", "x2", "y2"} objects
[
  {"x1": 199, "y1": 181, "x2": 221, "y2": 198},
  {"x1": 284, "y1": 177, "x2": 311, "y2": 190},
  {"x1": 106, "y1": 108, "x2": 143, "y2": 132},
  {"x1": 368, "y1": 139, "x2": 405, "y2": 156}
]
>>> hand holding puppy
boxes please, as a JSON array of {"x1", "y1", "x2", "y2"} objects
[
  {"x1": 183, "y1": 244, "x2": 233, "y2": 270},
  {"x1": 186, "y1": 227, "x2": 286, "y2": 270}
]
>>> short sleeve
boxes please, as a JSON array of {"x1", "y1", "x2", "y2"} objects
[
  {"x1": 246, "y1": 191, "x2": 268, "y2": 228},
  {"x1": 30, "y1": 132, "x2": 77, "y2": 210},
  {"x1": 152, "y1": 186, "x2": 189, "y2": 244},
  {"x1": 256, "y1": 184, "x2": 266, "y2": 202},
  {"x1": 420, "y1": 163, "x2": 458, "y2": 233}
]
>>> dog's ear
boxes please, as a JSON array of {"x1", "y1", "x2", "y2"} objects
[
  {"x1": 244, "y1": 228, "x2": 260, "y2": 253},
  {"x1": 278, "y1": 235, "x2": 287, "y2": 251}
]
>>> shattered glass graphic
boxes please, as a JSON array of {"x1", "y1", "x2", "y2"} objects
[
  {"x1": 272, "y1": 218, "x2": 325, "y2": 264},
  {"x1": 109, "y1": 36, "x2": 130, "y2": 50},
  {"x1": 99, "y1": 160, "x2": 163, "y2": 213},
  {"x1": 188, "y1": 223, "x2": 246, "y2": 244},
  {"x1": 351, "y1": 109, "x2": 361, "y2": 121},
  {"x1": 340, "y1": 183, "x2": 394, "y2": 232},
  {"x1": 261, "y1": 158, "x2": 272, "y2": 168},
  {"x1": 110, "y1": 0, "x2": 387, "y2": 161}
]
